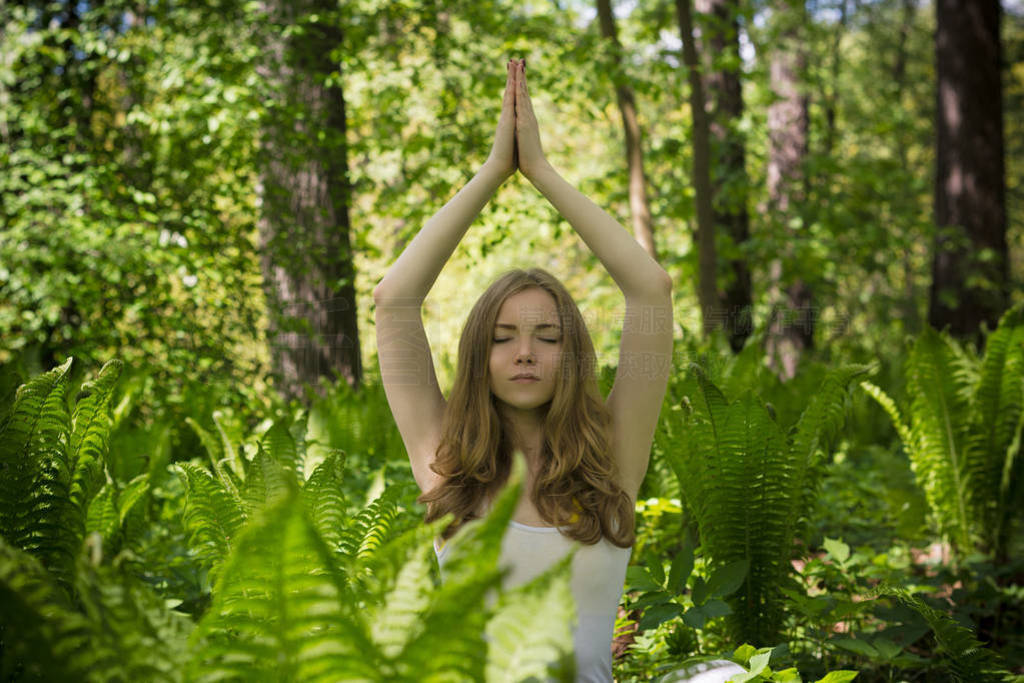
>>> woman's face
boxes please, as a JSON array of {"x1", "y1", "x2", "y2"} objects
[{"x1": 488, "y1": 287, "x2": 563, "y2": 412}]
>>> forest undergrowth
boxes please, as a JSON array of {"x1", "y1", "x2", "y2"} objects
[{"x1": 1, "y1": 308, "x2": 1023, "y2": 682}]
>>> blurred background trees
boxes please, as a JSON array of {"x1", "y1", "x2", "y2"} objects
[{"x1": 1, "y1": 0, "x2": 1021, "y2": 403}]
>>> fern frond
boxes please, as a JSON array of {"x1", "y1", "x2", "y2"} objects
[
  {"x1": 867, "y1": 585, "x2": 1006, "y2": 682},
  {"x1": 85, "y1": 484, "x2": 119, "y2": 549},
  {"x1": 485, "y1": 549, "x2": 577, "y2": 683},
  {"x1": 669, "y1": 369, "x2": 799, "y2": 645},
  {"x1": 368, "y1": 529, "x2": 438, "y2": 660},
  {"x1": 187, "y1": 488, "x2": 375, "y2": 682},
  {"x1": 241, "y1": 446, "x2": 294, "y2": 517},
  {"x1": 395, "y1": 457, "x2": 528, "y2": 681},
  {"x1": 859, "y1": 381, "x2": 914, "y2": 450},
  {"x1": 907, "y1": 328, "x2": 973, "y2": 552},
  {"x1": 185, "y1": 417, "x2": 242, "y2": 506},
  {"x1": 211, "y1": 410, "x2": 247, "y2": 482},
  {"x1": 338, "y1": 481, "x2": 414, "y2": 563},
  {"x1": 72, "y1": 535, "x2": 193, "y2": 682},
  {"x1": 260, "y1": 419, "x2": 303, "y2": 478},
  {"x1": 176, "y1": 462, "x2": 246, "y2": 585},
  {"x1": 68, "y1": 359, "x2": 123, "y2": 517},
  {"x1": 968, "y1": 304, "x2": 1024, "y2": 556},
  {"x1": 0, "y1": 358, "x2": 80, "y2": 589},
  {"x1": 0, "y1": 536, "x2": 93, "y2": 679},
  {"x1": 301, "y1": 450, "x2": 349, "y2": 551},
  {"x1": 788, "y1": 365, "x2": 872, "y2": 540}
]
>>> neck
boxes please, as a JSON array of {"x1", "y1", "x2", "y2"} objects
[{"x1": 498, "y1": 402, "x2": 546, "y2": 472}]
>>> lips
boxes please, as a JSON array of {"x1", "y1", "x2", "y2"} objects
[{"x1": 511, "y1": 374, "x2": 539, "y2": 381}]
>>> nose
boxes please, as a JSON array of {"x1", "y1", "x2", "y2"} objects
[{"x1": 514, "y1": 339, "x2": 535, "y2": 364}]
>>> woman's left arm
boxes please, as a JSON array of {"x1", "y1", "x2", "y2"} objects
[{"x1": 513, "y1": 60, "x2": 673, "y2": 497}]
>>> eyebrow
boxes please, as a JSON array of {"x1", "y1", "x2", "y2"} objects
[{"x1": 494, "y1": 323, "x2": 561, "y2": 331}]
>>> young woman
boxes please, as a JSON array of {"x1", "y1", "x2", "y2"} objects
[{"x1": 373, "y1": 58, "x2": 673, "y2": 682}]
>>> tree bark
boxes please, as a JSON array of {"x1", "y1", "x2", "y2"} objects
[
  {"x1": 894, "y1": 0, "x2": 921, "y2": 335},
  {"x1": 695, "y1": 0, "x2": 753, "y2": 352},
  {"x1": 675, "y1": 0, "x2": 721, "y2": 336},
  {"x1": 257, "y1": 0, "x2": 363, "y2": 403},
  {"x1": 928, "y1": 0, "x2": 1007, "y2": 345},
  {"x1": 764, "y1": 2, "x2": 813, "y2": 382},
  {"x1": 595, "y1": 0, "x2": 658, "y2": 261}
]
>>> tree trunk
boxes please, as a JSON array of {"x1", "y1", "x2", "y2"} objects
[
  {"x1": 595, "y1": 0, "x2": 657, "y2": 261},
  {"x1": 257, "y1": 0, "x2": 363, "y2": 403},
  {"x1": 928, "y1": 0, "x2": 1007, "y2": 345},
  {"x1": 695, "y1": 0, "x2": 753, "y2": 352},
  {"x1": 894, "y1": 0, "x2": 921, "y2": 335},
  {"x1": 764, "y1": 2, "x2": 812, "y2": 382},
  {"x1": 675, "y1": 0, "x2": 721, "y2": 336}
]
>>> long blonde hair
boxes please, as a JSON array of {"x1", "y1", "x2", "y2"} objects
[{"x1": 418, "y1": 268, "x2": 635, "y2": 548}]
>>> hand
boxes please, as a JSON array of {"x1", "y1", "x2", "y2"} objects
[
  {"x1": 485, "y1": 59, "x2": 518, "y2": 180},
  {"x1": 513, "y1": 59, "x2": 549, "y2": 179}
]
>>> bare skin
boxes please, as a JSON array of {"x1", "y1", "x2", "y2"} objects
[{"x1": 374, "y1": 58, "x2": 673, "y2": 526}]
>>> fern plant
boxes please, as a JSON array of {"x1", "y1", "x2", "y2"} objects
[
  {"x1": 0, "y1": 357, "x2": 123, "y2": 594},
  {"x1": 0, "y1": 357, "x2": 195, "y2": 681},
  {"x1": 656, "y1": 363, "x2": 869, "y2": 646},
  {"x1": 186, "y1": 450, "x2": 577, "y2": 682},
  {"x1": 866, "y1": 585, "x2": 1009, "y2": 682},
  {"x1": 861, "y1": 304, "x2": 1024, "y2": 562}
]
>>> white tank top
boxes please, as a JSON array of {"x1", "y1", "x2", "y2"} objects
[{"x1": 434, "y1": 520, "x2": 632, "y2": 682}]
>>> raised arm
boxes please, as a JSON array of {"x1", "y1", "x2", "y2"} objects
[
  {"x1": 373, "y1": 60, "x2": 517, "y2": 494},
  {"x1": 512, "y1": 59, "x2": 673, "y2": 498}
]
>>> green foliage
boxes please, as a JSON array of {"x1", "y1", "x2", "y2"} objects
[
  {"x1": 657, "y1": 363, "x2": 868, "y2": 646},
  {"x1": 861, "y1": 305, "x2": 1024, "y2": 561},
  {"x1": 867, "y1": 585, "x2": 1009, "y2": 682}
]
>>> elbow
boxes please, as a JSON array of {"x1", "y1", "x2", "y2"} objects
[
  {"x1": 373, "y1": 279, "x2": 398, "y2": 307},
  {"x1": 648, "y1": 268, "x2": 672, "y2": 299},
  {"x1": 655, "y1": 268, "x2": 673, "y2": 296}
]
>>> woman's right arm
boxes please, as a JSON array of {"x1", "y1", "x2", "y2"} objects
[{"x1": 373, "y1": 60, "x2": 517, "y2": 493}]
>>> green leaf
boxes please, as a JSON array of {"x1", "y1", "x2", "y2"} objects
[
  {"x1": 667, "y1": 532, "x2": 695, "y2": 594},
  {"x1": 639, "y1": 602, "x2": 684, "y2": 631},
  {"x1": 627, "y1": 565, "x2": 663, "y2": 593},
  {"x1": 707, "y1": 559, "x2": 749, "y2": 599},
  {"x1": 822, "y1": 537, "x2": 850, "y2": 565},
  {"x1": 832, "y1": 637, "x2": 878, "y2": 657},
  {"x1": 813, "y1": 672, "x2": 859, "y2": 683}
]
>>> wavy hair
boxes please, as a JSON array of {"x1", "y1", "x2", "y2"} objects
[{"x1": 418, "y1": 268, "x2": 635, "y2": 548}]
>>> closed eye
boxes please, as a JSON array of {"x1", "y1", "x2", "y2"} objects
[{"x1": 540, "y1": 338, "x2": 560, "y2": 343}]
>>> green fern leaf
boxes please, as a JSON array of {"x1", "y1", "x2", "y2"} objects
[
  {"x1": 868, "y1": 585, "x2": 1006, "y2": 682},
  {"x1": 0, "y1": 536, "x2": 94, "y2": 679},
  {"x1": 241, "y1": 445, "x2": 294, "y2": 517},
  {"x1": 186, "y1": 417, "x2": 243, "y2": 506},
  {"x1": 485, "y1": 549, "x2": 577, "y2": 683},
  {"x1": 301, "y1": 450, "x2": 349, "y2": 551},
  {"x1": 212, "y1": 410, "x2": 247, "y2": 482},
  {"x1": 72, "y1": 535, "x2": 194, "y2": 681},
  {"x1": 396, "y1": 456, "x2": 528, "y2": 681},
  {"x1": 0, "y1": 358, "x2": 80, "y2": 589},
  {"x1": 116, "y1": 473, "x2": 150, "y2": 526},
  {"x1": 187, "y1": 488, "x2": 375, "y2": 681},
  {"x1": 85, "y1": 484, "x2": 119, "y2": 548},
  {"x1": 68, "y1": 359, "x2": 123, "y2": 517},
  {"x1": 859, "y1": 381, "x2": 915, "y2": 450},
  {"x1": 369, "y1": 530, "x2": 438, "y2": 660},
  {"x1": 260, "y1": 419, "x2": 302, "y2": 478},
  {"x1": 176, "y1": 462, "x2": 246, "y2": 584},
  {"x1": 907, "y1": 328, "x2": 974, "y2": 551},
  {"x1": 967, "y1": 304, "x2": 1024, "y2": 556},
  {"x1": 339, "y1": 481, "x2": 414, "y2": 563}
]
